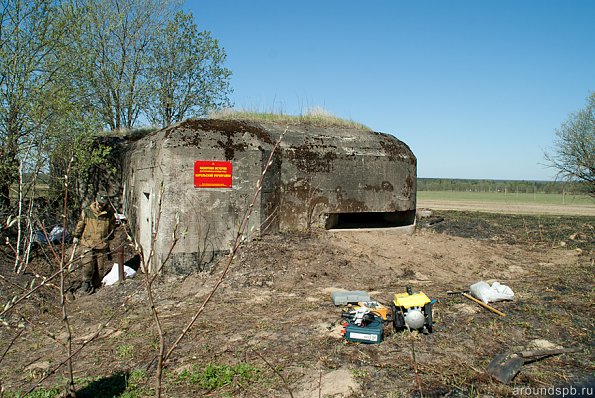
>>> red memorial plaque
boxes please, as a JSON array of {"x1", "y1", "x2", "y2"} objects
[{"x1": 194, "y1": 161, "x2": 233, "y2": 188}]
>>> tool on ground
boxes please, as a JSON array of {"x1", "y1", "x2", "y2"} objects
[
  {"x1": 447, "y1": 290, "x2": 506, "y2": 317},
  {"x1": 331, "y1": 290, "x2": 370, "y2": 306},
  {"x1": 391, "y1": 287, "x2": 435, "y2": 333},
  {"x1": 340, "y1": 302, "x2": 384, "y2": 344},
  {"x1": 343, "y1": 305, "x2": 373, "y2": 326},
  {"x1": 486, "y1": 347, "x2": 581, "y2": 384},
  {"x1": 117, "y1": 246, "x2": 125, "y2": 282},
  {"x1": 342, "y1": 301, "x2": 389, "y2": 322},
  {"x1": 343, "y1": 315, "x2": 383, "y2": 344},
  {"x1": 68, "y1": 242, "x2": 78, "y2": 272}
]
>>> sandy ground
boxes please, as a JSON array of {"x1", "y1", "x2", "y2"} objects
[{"x1": 418, "y1": 199, "x2": 595, "y2": 216}]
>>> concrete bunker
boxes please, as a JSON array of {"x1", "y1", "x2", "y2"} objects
[{"x1": 123, "y1": 119, "x2": 416, "y2": 273}]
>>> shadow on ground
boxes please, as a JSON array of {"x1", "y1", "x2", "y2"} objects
[{"x1": 75, "y1": 371, "x2": 128, "y2": 398}]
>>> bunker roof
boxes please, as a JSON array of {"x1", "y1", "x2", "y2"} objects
[{"x1": 139, "y1": 118, "x2": 415, "y2": 165}]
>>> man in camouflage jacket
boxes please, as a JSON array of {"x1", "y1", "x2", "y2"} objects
[{"x1": 73, "y1": 192, "x2": 116, "y2": 294}]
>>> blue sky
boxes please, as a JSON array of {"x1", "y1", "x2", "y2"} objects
[{"x1": 185, "y1": 1, "x2": 595, "y2": 181}]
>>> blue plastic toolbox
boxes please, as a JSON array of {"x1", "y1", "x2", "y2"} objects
[{"x1": 345, "y1": 318, "x2": 383, "y2": 344}]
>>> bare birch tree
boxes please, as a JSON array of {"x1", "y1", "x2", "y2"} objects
[
  {"x1": 545, "y1": 92, "x2": 595, "y2": 197},
  {"x1": 0, "y1": 0, "x2": 67, "y2": 209},
  {"x1": 70, "y1": 0, "x2": 177, "y2": 131},
  {"x1": 0, "y1": 0, "x2": 83, "y2": 270}
]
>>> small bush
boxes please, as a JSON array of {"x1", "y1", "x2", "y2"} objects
[
  {"x1": 178, "y1": 362, "x2": 260, "y2": 390},
  {"x1": 115, "y1": 343, "x2": 134, "y2": 359},
  {"x1": 3, "y1": 386, "x2": 64, "y2": 398}
]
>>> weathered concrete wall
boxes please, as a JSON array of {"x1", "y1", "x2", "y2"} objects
[
  {"x1": 123, "y1": 119, "x2": 416, "y2": 274},
  {"x1": 123, "y1": 120, "x2": 275, "y2": 273},
  {"x1": 260, "y1": 123, "x2": 416, "y2": 232}
]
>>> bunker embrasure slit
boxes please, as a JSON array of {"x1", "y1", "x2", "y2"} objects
[{"x1": 325, "y1": 210, "x2": 416, "y2": 230}]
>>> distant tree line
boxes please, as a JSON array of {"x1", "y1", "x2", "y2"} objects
[{"x1": 417, "y1": 178, "x2": 587, "y2": 195}]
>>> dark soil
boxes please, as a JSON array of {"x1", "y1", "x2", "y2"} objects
[{"x1": 429, "y1": 211, "x2": 594, "y2": 250}]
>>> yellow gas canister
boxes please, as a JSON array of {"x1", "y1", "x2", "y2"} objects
[
  {"x1": 393, "y1": 291, "x2": 431, "y2": 309},
  {"x1": 392, "y1": 288, "x2": 435, "y2": 333}
]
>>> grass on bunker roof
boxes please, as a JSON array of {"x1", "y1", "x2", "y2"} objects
[
  {"x1": 0, "y1": 211, "x2": 593, "y2": 397},
  {"x1": 209, "y1": 108, "x2": 372, "y2": 131}
]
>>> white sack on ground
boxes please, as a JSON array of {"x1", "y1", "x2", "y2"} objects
[
  {"x1": 102, "y1": 263, "x2": 137, "y2": 286},
  {"x1": 470, "y1": 281, "x2": 514, "y2": 304}
]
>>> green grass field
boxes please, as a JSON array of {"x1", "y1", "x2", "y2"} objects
[{"x1": 417, "y1": 190, "x2": 594, "y2": 206}]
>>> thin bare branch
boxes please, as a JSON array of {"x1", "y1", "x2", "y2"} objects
[
  {"x1": 0, "y1": 327, "x2": 24, "y2": 366},
  {"x1": 251, "y1": 347, "x2": 294, "y2": 398}
]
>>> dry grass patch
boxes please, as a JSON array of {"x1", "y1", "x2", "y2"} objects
[{"x1": 209, "y1": 108, "x2": 372, "y2": 130}]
